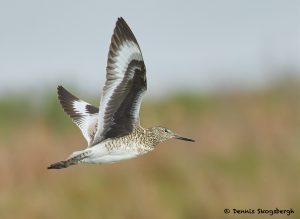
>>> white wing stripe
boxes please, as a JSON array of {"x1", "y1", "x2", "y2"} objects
[
  {"x1": 114, "y1": 42, "x2": 142, "y2": 77},
  {"x1": 73, "y1": 100, "x2": 90, "y2": 116}
]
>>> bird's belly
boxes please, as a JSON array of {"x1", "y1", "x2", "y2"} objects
[
  {"x1": 92, "y1": 151, "x2": 139, "y2": 164},
  {"x1": 86, "y1": 146, "x2": 140, "y2": 164}
]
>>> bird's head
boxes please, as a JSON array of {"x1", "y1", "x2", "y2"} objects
[{"x1": 149, "y1": 126, "x2": 195, "y2": 144}]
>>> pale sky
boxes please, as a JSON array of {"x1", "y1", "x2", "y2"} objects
[{"x1": 0, "y1": 0, "x2": 299, "y2": 97}]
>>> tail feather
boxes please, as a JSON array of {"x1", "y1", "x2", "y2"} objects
[
  {"x1": 47, "y1": 160, "x2": 69, "y2": 169},
  {"x1": 48, "y1": 150, "x2": 90, "y2": 170}
]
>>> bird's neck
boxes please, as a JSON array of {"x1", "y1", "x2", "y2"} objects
[
  {"x1": 132, "y1": 126, "x2": 160, "y2": 147},
  {"x1": 143, "y1": 127, "x2": 163, "y2": 147}
]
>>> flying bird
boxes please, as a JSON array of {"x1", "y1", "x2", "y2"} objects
[{"x1": 48, "y1": 17, "x2": 194, "y2": 169}]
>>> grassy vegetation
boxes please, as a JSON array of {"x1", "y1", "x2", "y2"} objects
[{"x1": 0, "y1": 81, "x2": 299, "y2": 218}]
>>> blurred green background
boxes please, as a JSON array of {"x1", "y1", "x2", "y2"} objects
[{"x1": 0, "y1": 78, "x2": 299, "y2": 219}]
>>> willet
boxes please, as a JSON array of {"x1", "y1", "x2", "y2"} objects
[{"x1": 48, "y1": 17, "x2": 195, "y2": 169}]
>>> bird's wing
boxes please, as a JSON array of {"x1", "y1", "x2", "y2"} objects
[
  {"x1": 92, "y1": 17, "x2": 147, "y2": 146},
  {"x1": 57, "y1": 86, "x2": 99, "y2": 146}
]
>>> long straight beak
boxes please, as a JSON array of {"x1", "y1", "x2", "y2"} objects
[{"x1": 175, "y1": 135, "x2": 195, "y2": 142}]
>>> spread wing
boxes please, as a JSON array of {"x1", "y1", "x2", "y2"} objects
[
  {"x1": 92, "y1": 17, "x2": 147, "y2": 146},
  {"x1": 57, "y1": 86, "x2": 99, "y2": 146}
]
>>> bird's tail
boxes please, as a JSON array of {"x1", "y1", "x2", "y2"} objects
[
  {"x1": 47, "y1": 150, "x2": 90, "y2": 170},
  {"x1": 47, "y1": 160, "x2": 70, "y2": 169}
]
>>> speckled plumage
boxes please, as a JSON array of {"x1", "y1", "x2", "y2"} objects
[
  {"x1": 48, "y1": 18, "x2": 194, "y2": 170},
  {"x1": 103, "y1": 126, "x2": 173, "y2": 154}
]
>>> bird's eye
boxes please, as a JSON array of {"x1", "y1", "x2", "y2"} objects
[{"x1": 164, "y1": 129, "x2": 168, "y2": 132}]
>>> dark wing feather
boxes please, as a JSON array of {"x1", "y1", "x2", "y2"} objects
[{"x1": 92, "y1": 18, "x2": 146, "y2": 145}]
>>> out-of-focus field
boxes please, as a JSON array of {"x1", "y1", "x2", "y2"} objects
[{"x1": 0, "y1": 80, "x2": 299, "y2": 219}]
